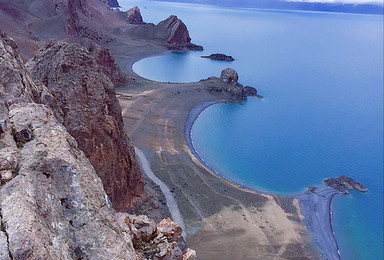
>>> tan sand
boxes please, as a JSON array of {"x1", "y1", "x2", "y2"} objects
[{"x1": 115, "y1": 65, "x2": 321, "y2": 259}]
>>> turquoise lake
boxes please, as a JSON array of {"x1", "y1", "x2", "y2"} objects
[{"x1": 120, "y1": 1, "x2": 383, "y2": 259}]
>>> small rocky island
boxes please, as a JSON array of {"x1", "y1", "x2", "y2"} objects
[
  {"x1": 201, "y1": 53, "x2": 235, "y2": 61},
  {"x1": 324, "y1": 176, "x2": 368, "y2": 195}
]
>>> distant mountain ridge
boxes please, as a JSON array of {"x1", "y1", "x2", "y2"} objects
[{"x1": 148, "y1": 0, "x2": 384, "y2": 14}]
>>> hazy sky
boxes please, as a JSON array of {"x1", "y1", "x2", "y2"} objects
[{"x1": 287, "y1": 0, "x2": 384, "y2": 4}]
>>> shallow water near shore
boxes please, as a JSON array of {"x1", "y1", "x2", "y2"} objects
[{"x1": 121, "y1": 1, "x2": 383, "y2": 259}]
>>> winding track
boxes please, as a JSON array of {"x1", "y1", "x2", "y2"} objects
[{"x1": 134, "y1": 146, "x2": 186, "y2": 236}]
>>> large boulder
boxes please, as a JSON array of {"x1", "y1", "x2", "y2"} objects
[
  {"x1": 126, "y1": 6, "x2": 144, "y2": 24},
  {"x1": 220, "y1": 68, "x2": 238, "y2": 84},
  {"x1": 26, "y1": 40, "x2": 144, "y2": 212}
]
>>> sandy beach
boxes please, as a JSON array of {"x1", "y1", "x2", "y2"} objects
[
  {"x1": 113, "y1": 46, "x2": 325, "y2": 258},
  {"x1": 93, "y1": 12, "x2": 343, "y2": 258}
]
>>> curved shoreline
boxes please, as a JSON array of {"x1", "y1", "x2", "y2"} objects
[
  {"x1": 184, "y1": 101, "x2": 343, "y2": 260},
  {"x1": 184, "y1": 100, "x2": 277, "y2": 196},
  {"x1": 114, "y1": 23, "x2": 344, "y2": 259}
]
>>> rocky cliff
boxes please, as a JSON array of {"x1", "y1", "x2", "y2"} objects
[
  {"x1": 0, "y1": 30, "x2": 137, "y2": 259},
  {"x1": 26, "y1": 40, "x2": 143, "y2": 212},
  {"x1": 107, "y1": 0, "x2": 120, "y2": 8},
  {"x1": 0, "y1": 30, "x2": 195, "y2": 260},
  {"x1": 128, "y1": 15, "x2": 203, "y2": 51},
  {"x1": 125, "y1": 6, "x2": 144, "y2": 24}
]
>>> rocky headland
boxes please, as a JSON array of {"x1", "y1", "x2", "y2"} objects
[
  {"x1": 324, "y1": 176, "x2": 368, "y2": 194},
  {"x1": 201, "y1": 53, "x2": 235, "y2": 61}
]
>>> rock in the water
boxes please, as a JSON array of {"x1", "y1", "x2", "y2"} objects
[
  {"x1": 27, "y1": 40, "x2": 144, "y2": 212},
  {"x1": 338, "y1": 176, "x2": 368, "y2": 193},
  {"x1": 220, "y1": 68, "x2": 239, "y2": 84},
  {"x1": 243, "y1": 86, "x2": 263, "y2": 99},
  {"x1": 126, "y1": 6, "x2": 144, "y2": 24},
  {"x1": 201, "y1": 53, "x2": 234, "y2": 61},
  {"x1": 324, "y1": 176, "x2": 368, "y2": 194}
]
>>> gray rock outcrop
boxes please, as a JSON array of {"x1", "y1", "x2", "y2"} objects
[
  {"x1": 0, "y1": 28, "x2": 196, "y2": 260},
  {"x1": 201, "y1": 53, "x2": 235, "y2": 61},
  {"x1": 324, "y1": 176, "x2": 368, "y2": 194},
  {"x1": 220, "y1": 68, "x2": 239, "y2": 84},
  {"x1": 128, "y1": 15, "x2": 203, "y2": 51},
  {"x1": 107, "y1": 0, "x2": 120, "y2": 8},
  {"x1": 205, "y1": 68, "x2": 262, "y2": 102},
  {"x1": 0, "y1": 30, "x2": 137, "y2": 260}
]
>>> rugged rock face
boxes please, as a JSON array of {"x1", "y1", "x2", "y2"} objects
[
  {"x1": 125, "y1": 6, "x2": 144, "y2": 24},
  {"x1": 201, "y1": 53, "x2": 235, "y2": 61},
  {"x1": 64, "y1": 0, "x2": 90, "y2": 36},
  {"x1": 0, "y1": 29, "x2": 196, "y2": 260},
  {"x1": 26, "y1": 40, "x2": 144, "y2": 212},
  {"x1": 81, "y1": 39, "x2": 128, "y2": 87},
  {"x1": 0, "y1": 31, "x2": 138, "y2": 260}
]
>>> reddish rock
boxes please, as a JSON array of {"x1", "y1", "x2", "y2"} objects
[
  {"x1": 156, "y1": 218, "x2": 183, "y2": 243},
  {"x1": 183, "y1": 248, "x2": 197, "y2": 260},
  {"x1": 27, "y1": 40, "x2": 144, "y2": 211},
  {"x1": 158, "y1": 15, "x2": 191, "y2": 45}
]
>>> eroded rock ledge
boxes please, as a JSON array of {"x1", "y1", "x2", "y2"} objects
[
  {"x1": 202, "y1": 68, "x2": 263, "y2": 102},
  {"x1": 324, "y1": 176, "x2": 368, "y2": 195},
  {"x1": 26, "y1": 40, "x2": 144, "y2": 212},
  {"x1": 201, "y1": 53, "x2": 235, "y2": 61}
]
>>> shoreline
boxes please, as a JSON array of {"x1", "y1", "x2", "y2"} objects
[
  {"x1": 184, "y1": 100, "x2": 343, "y2": 260},
  {"x1": 296, "y1": 187, "x2": 342, "y2": 260},
  {"x1": 114, "y1": 29, "x2": 327, "y2": 259}
]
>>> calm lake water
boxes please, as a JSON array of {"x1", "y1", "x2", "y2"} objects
[{"x1": 121, "y1": 1, "x2": 384, "y2": 259}]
